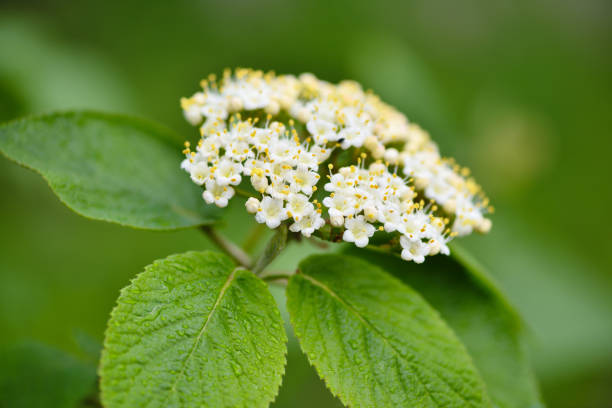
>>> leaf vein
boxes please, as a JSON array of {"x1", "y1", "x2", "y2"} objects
[
  {"x1": 167, "y1": 267, "x2": 240, "y2": 398},
  {"x1": 299, "y1": 273, "x2": 471, "y2": 407}
]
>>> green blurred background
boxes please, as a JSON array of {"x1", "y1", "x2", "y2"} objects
[{"x1": 0, "y1": 0, "x2": 611, "y2": 407}]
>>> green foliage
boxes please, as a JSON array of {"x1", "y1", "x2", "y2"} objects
[
  {"x1": 100, "y1": 250, "x2": 287, "y2": 408},
  {"x1": 287, "y1": 253, "x2": 491, "y2": 408},
  {"x1": 346, "y1": 246, "x2": 543, "y2": 408},
  {"x1": 73, "y1": 329, "x2": 102, "y2": 365},
  {"x1": 0, "y1": 16, "x2": 135, "y2": 118},
  {"x1": 0, "y1": 341, "x2": 97, "y2": 408},
  {"x1": 0, "y1": 111, "x2": 220, "y2": 230}
]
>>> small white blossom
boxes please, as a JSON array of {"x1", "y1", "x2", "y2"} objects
[
  {"x1": 214, "y1": 158, "x2": 243, "y2": 186},
  {"x1": 288, "y1": 168, "x2": 319, "y2": 195},
  {"x1": 289, "y1": 212, "x2": 325, "y2": 237},
  {"x1": 400, "y1": 236, "x2": 428, "y2": 264},
  {"x1": 285, "y1": 193, "x2": 314, "y2": 221},
  {"x1": 250, "y1": 173, "x2": 268, "y2": 193},
  {"x1": 322, "y1": 193, "x2": 356, "y2": 218},
  {"x1": 339, "y1": 126, "x2": 366, "y2": 149},
  {"x1": 255, "y1": 196, "x2": 287, "y2": 228},
  {"x1": 183, "y1": 104, "x2": 202, "y2": 125},
  {"x1": 202, "y1": 180, "x2": 234, "y2": 208},
  {"x1": 343, "y1": 215, "x2": 375, "y2": 248},
  {"x1": 189, "y1": 162, "x2": 210, "y2": 185},
  {"x1": 307, "y1": 118, "x2": 337, "y2": 144}
]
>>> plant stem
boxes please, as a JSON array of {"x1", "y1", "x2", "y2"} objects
[
  {"x1": 251, "y1": 224, "x2": 288, "y2": 275},
  {"x1": 200, "y1": 226, "x2": 252, "y2": 268},
  {"x1": 234, "y1": 187, "x2": 253, "y2": 199},
  {"x1": 306, "y1": 236, "x2": 329, "y2": 249},
  {"x1": 242, "y1": 222, "x2": 267, "y2": 252},
  {"x1": 261, "y1": 273, "x2": 292, "y2": 282}
]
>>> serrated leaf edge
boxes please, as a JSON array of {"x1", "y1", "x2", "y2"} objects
[{"x1": 288, "y1": 256, "x2": 491, "y2": 408}]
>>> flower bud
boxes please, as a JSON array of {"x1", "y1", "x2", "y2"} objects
[
  {"x1": 245, "y1": 197, "x2": 260, "y2": 214},
  {"x1": 330, "y1": 214, "x2": 344, "y2": 227}
]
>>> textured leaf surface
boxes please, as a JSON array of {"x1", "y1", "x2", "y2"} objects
[
  {"x1": 287, "y1": 254, "x2": 491, "y2": 408},
  {"x1": 346, "y1": 246, "x2": 544, "y2": 408},
  {"x1": 0, "y1": 341, "x2": 96, "y2": 408},
  {"x1": 0, "y1": 111, "x2": 220, "y2": 229},
  {"x1": 100, "y1": 251, "x2": 287, "y2": 408}
]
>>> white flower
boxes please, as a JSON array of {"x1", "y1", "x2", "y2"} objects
[
  {"x1": 196, "y1": 135, "x2": 222, "y2": 160},
  {"x1": 476, "y1": 218, "x2": 492, "y2": 234},
  {"x1": 266, "y1": 179, "x2": 292, "y2": 200},
  {"x1": 243, "y1": 159, "x2": 266, "y2": 176},
  {"x1": 324, "y1": 174, "x2": 350, "y2": 192},
  {"x1": 180, "y1": 158, "x2": 192, "y2": 172},
  {"x1": 251, "y1": 128, "x2": 274, "y2": 149},
  {"x1": 426, "y1": 237, "x2": 450, "y2": 256},
  {"x1": 250, "y1": 174, "x2": 268, "y2": 193},
  {"x1": 285, "y1": 193, "x2": 314, "y2": 221},
  {"x1": 189, "y1": 162, "x2": 210, "y2": 185},
  {"x1": 322, "y1": 193, "x2": 356, "y2": 218},
  {"x1": 307, "y1": 118, "x2": 338, "y2": 144},
  {"x1": 224, "y1": 78, "x2": 270, "y2": 110},
  {"x1": 201, "y1": 93, "x2": 229, "y2": 120},
  {"x1": 399, "y1": 212, "x2": 429, "y2": 239},
  {"x1": 379, "y1": 204, "x2": 402, "y2": 232},
  {"x1": 309, "y1": 145, "x2": 331, "y2": 162},
  {"x1": 288, "y1": 168, "x2": 319, "y2": 195},
  {"x1": 290, "y1": 212, "x2": 325, "y2": 237},
  {"x1": 363, "y1": 205, "x2": 379, "y2": 222},
  {"x1": 400, "y1": 236, "x2": 428, "y2": 263},
  {"x1": 425, "y1": 178, "x2": 455, "y2": 205},
  {"x1": 269, "y1": 139, "x2": 298, "y2": 165},
  {"x1": 339, "y1": 126, "x2": 366, "y2": 149},
  {"x1": 295, "y1": 148, "x2": 319, "y2": 170},
  {"x1": 214, "y1": 158, "x2": 243, "y2": 186},
  {"x1": 183, "y1": 104, "x2": 202, "y2": 125},
  {"x1": 383, "y1": 147, "x2": 400, "y2": 164},
  {"x1": 225, "y1": 139, "x2": 253, "y2": 162},
  {"x1": 181, "y1": 68, "x2": 492, "y2": 264},
  {"x1": 343, "y1": 215, "x2": 375, "y2": 248},
  {"x1": 265, "y1": 161, "x2": 292, "y2": 183},
  {"x1": 351, "y1": 188, "x2": 373, "y2": 211},
  {"x1": 255, "y1": 196, "x2": 287, "y2": 228},
  {"x1": 203, "y1": 180, "x2": 234, "y2": 208}
]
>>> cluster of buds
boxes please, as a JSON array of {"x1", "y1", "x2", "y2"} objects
[{"x1": 181, "y1": 68, "x2": 492, "y2": 263}]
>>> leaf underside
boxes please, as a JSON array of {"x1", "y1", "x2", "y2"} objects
[
  {"x1": 100, "y1": 251, "x2": 287, "y2": 408},
  {"x1": 0, "y1": 111, "x2": 220, "y2": 229},
  {"x1": 346, "y1": 246, "x2": 544, "y2": 408},
  {"x1": 287, "y1": 253, "x2": 491, "y2": 408}
]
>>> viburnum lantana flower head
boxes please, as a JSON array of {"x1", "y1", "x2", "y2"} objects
[{"x1": 181, "y1": 68, "x2": 492, "y2": 263}]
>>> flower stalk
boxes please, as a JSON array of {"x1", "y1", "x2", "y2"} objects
[
  {"x1": 201, "y1": 225, "x2": 253, "y2": 268},
  {"x1": 251, "y1": 224, "x2": 288, "y2": 275}
]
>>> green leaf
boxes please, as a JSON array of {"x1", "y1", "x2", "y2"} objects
[
  {"x1": 287, "y1": 254, "x2": 491, "y2": 408},
  {"x1": 0, "y1": 341, "x2": 97, "y2": 408},
  {"x1": 346, "y1": 245, "x2": 544, "y2": 408},
  {"x1": 100, "y1": 250, "x2": 287, "y2": 408},
  {"x1": 0, "y1": 111, "x2": 220, "y2": 230}
]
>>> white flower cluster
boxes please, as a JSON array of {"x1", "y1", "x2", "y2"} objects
[{"x1": 181, "y1": 68, "x2": 491, "y2": 263}]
